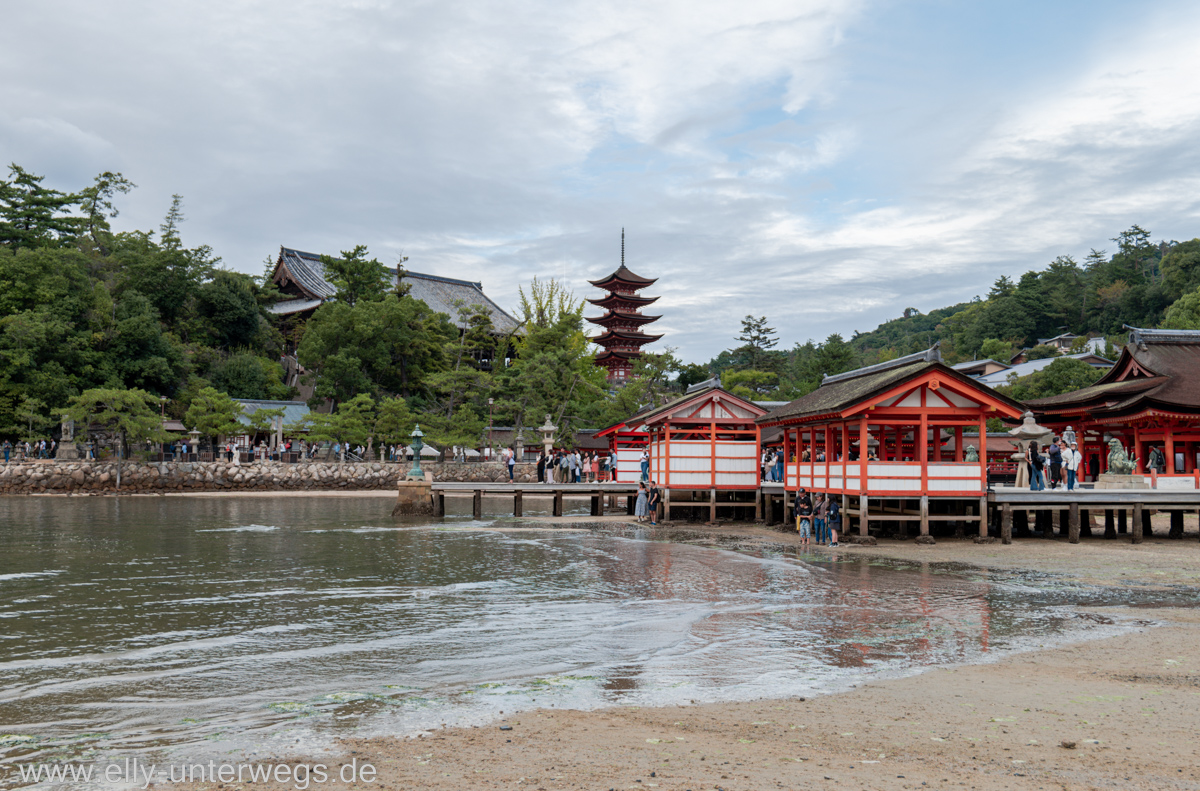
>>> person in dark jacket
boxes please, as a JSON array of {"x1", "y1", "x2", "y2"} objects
[
  {"x1": 794, "y1": 489, "x2": 813, "y2": 547},
  {"x1": 536, "y1": 452, "x2": 546, "y2": 483},
  {"x1": 827, "y1": 497, "x2": 842, "y2": 547}
]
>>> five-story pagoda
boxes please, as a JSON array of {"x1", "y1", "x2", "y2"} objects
[{"x1": 587, "y1": 231, "x2": 662, "y2": 382}]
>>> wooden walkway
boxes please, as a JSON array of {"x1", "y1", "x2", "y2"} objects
[
  {"x1": 986, "y1": 486, "x2": 1200, "y2": 544},
  {"x1": 430, "y1": 482, "x2": 641, "y2": 518}
]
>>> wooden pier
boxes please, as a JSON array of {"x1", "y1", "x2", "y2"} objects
[
  {"x1": 430, "y1": 482, "x2": 642, "y2": 518},
  {"x1": 987, "y1": 486, "x2": 1200, "y2": 544}
]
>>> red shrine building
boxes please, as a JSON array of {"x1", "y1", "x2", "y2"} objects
[
  {"x1": 757, "y1": 346, "x2": 1026, "y2": 536},
  {"x1": 586, "y1": 232, "x2": 661, "y2": 382},
  {"x1": 1024, "y1": 327, "x2": 1200, "y2": 483}
]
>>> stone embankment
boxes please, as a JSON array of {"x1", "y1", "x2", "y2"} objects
[{"x1": 0, "y1": 460, "x2": 535, "y2": 494}]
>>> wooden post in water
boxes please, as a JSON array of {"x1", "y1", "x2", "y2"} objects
[
  {"x1": 1080, "y1": 509, "x2": 1091, "y2": 537},
  {"x1": 473, "y1": 489, "x2": 482, "y2": 520},
  {"x1": 553, "y1": 490, "x2": 563, "y2": 517},
  {"x1": 1117, "y1": 509, "x2": 1128, "y2": 534},
  {"x1": 755, "y1": 489, "x2": 763, "y2": 522},
  {"x1": 1068, "y1": 502, "x2": 1080, "y2": 544},
  {"x1": 1141, "y1": 507, "x2": 1153, "y2": 537},
  {"x1": 978, "y1": 497, "x2": 988, "y2": 538},
  {"x1": 513, "y1": 491, "x2": 522, "y2": 517},
  {"x1": 919, "y1": 495, "x2": 930, "y2": 536},
  {"x1": 590, "y1": 491, "x2": 601, "y2": 517},
  {"x1": 435, "y1": 493, "x2": 445, "y2": 517},
  {"x1": 1001, "y1": 503, "x2": 1013, "y2": 544},
  {"x1": 1132, "y1": 502, "x2": 1143, "y2": 544},
  {"x1": 1171, "y1": 510, "x2": 1185, "y2": 539},
  {"x1": 860, "y1": 495, "x2": 870, "y2": 537},
  {"x1": 709, "y1": 488, "x2": 717, "y2": 523},
  {"x1": 1104, "y1": 509, "x2": 1116, "y2": 539}
]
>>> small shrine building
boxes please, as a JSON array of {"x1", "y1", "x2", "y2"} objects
[{"x1": 756, "y1": 346, "x2": 1025, "y2": 536}]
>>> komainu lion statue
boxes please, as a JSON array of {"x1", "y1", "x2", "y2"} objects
[{"x1": 1106, "y1": 437, "x2": 1138, "y2": 475}]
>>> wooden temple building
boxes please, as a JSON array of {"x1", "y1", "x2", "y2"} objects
[
  {"x1": 1024, "y1": 327, "x2": 1200, "y2": 483},
  {"x1": 756, "y1": 346, "x2": 1026, "y2": 536},
  {"x1": 586, "y1": 232, "x2": 662, "y2": 382}
]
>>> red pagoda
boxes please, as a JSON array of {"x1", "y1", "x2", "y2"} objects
[{"x1": 586, "y1": 230, "x2": 662, "y2": 382}]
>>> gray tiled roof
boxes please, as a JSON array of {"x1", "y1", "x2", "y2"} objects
[{"x1": 276, "y1": 246, "x2": 520, "y2": 334}]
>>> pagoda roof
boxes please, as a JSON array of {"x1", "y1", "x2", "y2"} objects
[
  {"x1": 590, "y1": 329, "x2": 663, "y2": 346},
  {"x1": 594, "y1": 350, "x2": 644, "y2": 363},
  {"x1": 587, "y1": 292, "x2": 660, "y2": 310},
  {"x1": 1024, "y1": 327, "x2": 1200, "y2": 418},
  {"x1": 589, "y1": 264, "x2": 657, "y2": 290},
  {"x1": 585, "y1": 311, "x2": 661, "y2": 326}
]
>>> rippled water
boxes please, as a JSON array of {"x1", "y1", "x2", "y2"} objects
[{"x1": 0, "y1": 495, "x2": 1128, "y2": 782}]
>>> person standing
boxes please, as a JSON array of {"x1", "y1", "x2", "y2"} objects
[
  {"x1": 639, "y1": 447, "x2": 650, "y2": 482},
  {"x1": 761, "y1": 448, "x2": 770, "y2": 482},
  {"x1": 634, "y1": 482, "x2": 649, "y2": 523},
  {"x1": 794, "y1": 489, "x2": 812, "y2": 546},
  {"x1": 1026, "y1": 441, "x2": 1045, "y2": 491},
  {"x1": 536, "y1": 451, "x2": 546, "y2": 483},
  {"x1": 590, "y1": 453, "x2": 599, "y2": 483},
  {"x1": 1047, "y1": 438, "x2": 1063, "y2": 489},
  {"x1": 827, "y1": 497, "x2": 841, "y2": 547},
  {"x1": 774, "y1": 448, "x2": 784, "y2": 483},
  {"x1": 1064, "y1": 441, "x2": 1082, "y2": 491},
  {"x1": 506, "y1": 446, "x2": 516, "y2": 482},
  {"x1": 813, "y1": 493, "x2": 827, "y2": 546},
  {"x1": 647, "y1": 480, "x2": 660, "y2": 525},
  {"x1": 2, "y1": 440, "x2": 9, "y2": 463}
]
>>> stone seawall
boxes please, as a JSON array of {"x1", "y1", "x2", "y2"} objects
[{"x1": 0, "y1": 461, "x2": 537, "y2": 495}]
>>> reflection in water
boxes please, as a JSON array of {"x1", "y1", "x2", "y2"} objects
[{"x1": 0, "y1": 497, "x2": 1122, "y2": 779}]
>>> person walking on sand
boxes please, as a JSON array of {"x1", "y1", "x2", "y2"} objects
[
  {"x1": 634, "y1": 482, "x2": 649, "y2": 523},
  {"x1": 827, "y1": 496, "x2": 841, "y2": 547},
  {"x1": 794, "y1": 488, "x2": 812, "y2": 546}
]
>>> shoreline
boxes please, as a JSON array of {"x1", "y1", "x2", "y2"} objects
[{"x1": 155, "y1": 511, "x2": 1200, "y2": 790}]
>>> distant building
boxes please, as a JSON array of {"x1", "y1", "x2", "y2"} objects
[
  {"x1": 975, "y1": 352, "x2": 1113, "y2": 388},
  {"x1": 951, "y1": 358, "x2": 1011, "y2": 378},
  {"x1": 267, "y1": 246, "x2": 521, "y2": 363},
  {"x1": 586, "y1": 231, "x2": 662, "y2": 383}
]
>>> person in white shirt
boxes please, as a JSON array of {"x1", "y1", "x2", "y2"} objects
[{"x1": 1064, "y1": 441, "x2": 1083, "y2": 491}]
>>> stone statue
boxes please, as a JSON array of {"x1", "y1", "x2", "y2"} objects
[
  {"x1": 61, "y1": 416, "x2": 74, "y2": 442},
  {"x1": 1106, "y1": 437, "x2": 1137, "y2": 475},
  {"x1": 964, "y1": 444, "x2": 979, "y2": 463}
]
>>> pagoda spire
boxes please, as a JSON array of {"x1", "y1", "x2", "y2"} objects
[{"x1": 587, "y1": 230, "x2": 661, "y2": 383}]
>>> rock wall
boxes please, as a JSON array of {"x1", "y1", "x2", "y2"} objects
[{"x1": 0, "y1": 460, "x2": 536, "y2": 494}]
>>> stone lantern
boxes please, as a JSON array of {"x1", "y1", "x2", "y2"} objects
[
  {"x1": 539, "y1": 414, "x2": 557, "y2": 458},
  {"x1": 407, "y1": 424, "x2": 426, "y2": 480},
  {"x1": 1007, "y1": 411, "x2": 1052, "y2": 488},
  {"x1": 188, "y1": 428, "x2": 200, "y2": 459}
]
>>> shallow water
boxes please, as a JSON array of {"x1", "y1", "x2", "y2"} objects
[{"x1": 0, "y1": 496, "x2": 1138, "y2": 782}]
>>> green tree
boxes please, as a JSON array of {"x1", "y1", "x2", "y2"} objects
[
  {"x1": 733, "y1": 315, "x2": 778, "y2": 370},
  {"x1": 320, "y1": 245, "x2": 389, "y2": 307},
  {"x1": 197, "y1": 271, "x2": 262, "y2": 349},
  {"x1": 676, "y1": 362, "x2": 710, "y2": 389},
  {"x1": 0, "y1": 164, "x2": 79, "y2": 250},
  {"x1": 184, "y1": 387, "x2": 244, "y2": 447},
  {"x1": 67, "y1": 388, "x2": 169, "y2": 489},
  {"x1": 978, "y1": 338, "x2": 1011, "y2": 362},
  {"x1": 1162, "y1": 287, "x2": 1200, "y2": 330},
  {"x1": 998, "y1": 357, "x2": 1104, "y2": 401},
  {"x1": 723, "y1": 369, "x2": 778, "y2": 399},
  {"x1": 375, "y1": 397, "x2": 416, "y2": 447},
  {"x1": 15, "y1": 395, "x2": 49, "y2": 442},
  {"x1": 77, "y1": 171, "x2": 135, "y2": 255},
  {"x1": 210, "y1": 353, "x2": 276, "y2": 400},
  {"x1": 1024, "y1": 345, "x2": 1060, "y2": 360}
]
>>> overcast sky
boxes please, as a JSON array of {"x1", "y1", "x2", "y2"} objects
[{"x1": 5, "y1": 0, "x2": 1200, "y2": 361}]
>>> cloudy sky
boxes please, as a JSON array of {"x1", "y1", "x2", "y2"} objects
[{"x1": 5, "y1": 0, "x2": 1200, "y2": 361}]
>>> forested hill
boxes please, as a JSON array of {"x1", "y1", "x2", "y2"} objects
[{"x1": 705, "y1": 226, "x2": 1200, "y2": 402}]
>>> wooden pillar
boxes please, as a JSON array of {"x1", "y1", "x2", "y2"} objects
[
  {"x1": 919, "y1": 495, "x2": 930, "y2": 536},
  {"x1": 978, "y1": 413, "x2": 989, "y2": 492},
  {"x1": 1141, "y1": 507, "x2": 1152, "y2": 537},
  {"x1": 1104, "y1": 509, "x2": 1115, "y2": 539},
  {"x1": 435, "y1": 493, "x2": 445, "y2": 517},
  {"x1": 1068, "y1": 502, "x2": 1080, "y2": 544},
  {"x1": 1170, "y1": 510, "x2": 1185, "y2": 539},
  {"x1": 955, "y1": 427, "x2": 964, "y2": 463},
  {"x1": 1058, "y1": 508, "x2": 1069, "y2": 538},
  {"x1": 824, "y1": 423, "x2": 832, "y2": 491},
  {"x1": 590, "y1": 491, "x2": 600, "y2": 517},
  {"x1": 782, "y1": 426, "x2": 790, "y2": 486},
  {"x1": 978, "y1": 496, "x2": 988, "y2": 538},
  {"x1": 473, "y1": 489, "x2": 482, "y2": 520},
  {"x1": 709, "y1": 421, "x2": 716, "y2": 489},
  {"x1": 1080, "y1": 508, "x2": 1091, "y2": 536},
  {"x1": 859, "y1": 494, "x2": 869, "y2": 537},
  {"x1": 1166, "y1": 430, "x2": 1176, "y2": 474},
  {"x1": 919, "y1": 412, "x2": 929, "y2": 500},
  {"x1": 1132, "y1": 502, "x2": 1143, "y2": 544},
  {"x1": 664, "y1": 421, "x2": 671, "y2": 487},
  {"x1": 858, "y1": 417, "x2": 869, "y2": 494},
  {"x1": 709, "y1": 488, "x2": 717, "y2": 523},
  {"x1": 1134, "y1": 426, "x2": 1143, "y2": 473},
  {"x1": 1014, "y1": 508, "x2": 1029, "y2": 537},
  {"x1": 626, "y1": 494, "x2": 634, "y2": 516},
  {"x1": 553, "y1": 490, "x2": 563, "y2": 517},
  {"x1": 1117, "y1": 509, "x2": 1128, "y2": 534},
  {"x1": 513, "y1": 491, "x2": 523, "y2": 517},
  {"x1": 755, "y1": 488, "x2": 763, "y2": 522},
  {"x1": 664, "y1": 486, "x2": 671, "y2": 522},
  {"x1": 1001, "y1": 503, "x2": 1012, "y2": 544}
]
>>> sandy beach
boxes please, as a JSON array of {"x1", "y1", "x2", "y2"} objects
[{"x1": 157, "y1": 511, "x2": 1200, "y2": 791}]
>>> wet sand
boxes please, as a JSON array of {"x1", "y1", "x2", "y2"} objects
[{"x1": 168, "y1": 508, "x2": 1200, "y2": 790}]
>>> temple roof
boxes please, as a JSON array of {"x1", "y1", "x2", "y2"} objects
[
  {"x1": 594, "y1": 349, "x2": 644, "y2": 363},
  {"x1": 588, "y1": 264, "x2": 657, "y2": 290},
  {"x1": 270, "y1": 246, "x2": 520, "y2": 333},
  {"x1": 1025, "y1": 327, "x2": 1200, "y2": 416}
]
